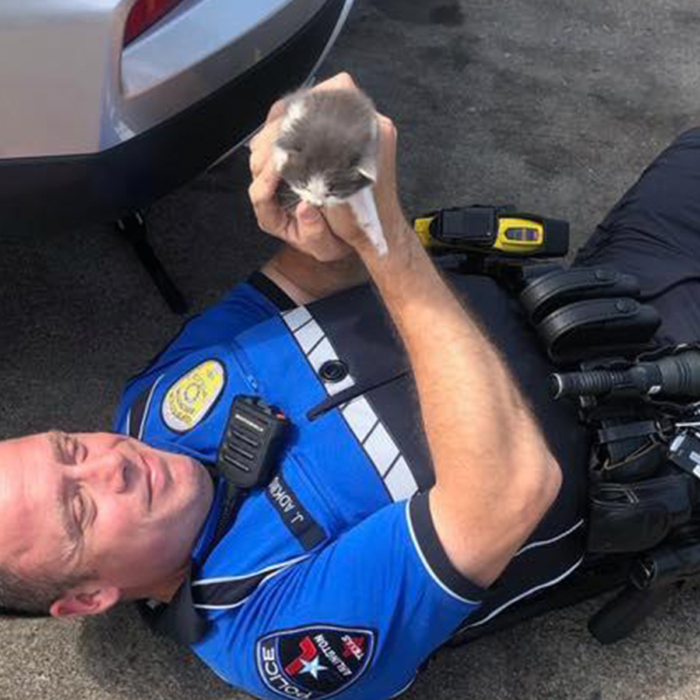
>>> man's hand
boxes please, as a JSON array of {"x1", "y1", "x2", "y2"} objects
[
  {"x1": 319, "y1": 113, "x2": 414, "y2": 264},
  {"x1": 249, "y1": 72, "x2": 414, "y2": 267}
]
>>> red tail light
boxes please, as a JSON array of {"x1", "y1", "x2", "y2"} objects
[{"x1": 124, "y1": 0, "x2": 186, "y2": 46}]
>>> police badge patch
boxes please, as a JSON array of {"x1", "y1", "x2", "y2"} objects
[
  {"x1": 256, "y1": 625, "x2": 376, "y2": 699},
  {"x1": 162, "y1": 360, "x2": 226, "y2": 432}
]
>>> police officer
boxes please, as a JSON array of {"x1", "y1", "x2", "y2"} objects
[
  {"x1": 1, "y1": 72, "x2": 699, "y2": 700},
  {"x1": 117, "y1": 71, "x2": 564, "y2": 698},
  {"x1": 0, "y1": 72, "x2": 565, "y2": 699}
]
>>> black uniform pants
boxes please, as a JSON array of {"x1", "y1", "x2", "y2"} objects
[{"x1": 575, "y1": 127, "x2": 700, "y2": 342}]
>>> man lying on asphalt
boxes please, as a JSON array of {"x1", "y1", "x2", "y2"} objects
[{"x1": 2, "y1": 72, "x2": 700, "y2": 699}]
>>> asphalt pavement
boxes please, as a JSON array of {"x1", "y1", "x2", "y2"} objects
[{"x1": 2, "y1": 0, "x2": 700, "y2": 698}]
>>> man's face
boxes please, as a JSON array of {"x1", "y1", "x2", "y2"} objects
[{"x1": 0, "y1": 431, "x2": 213, "y2": 608}]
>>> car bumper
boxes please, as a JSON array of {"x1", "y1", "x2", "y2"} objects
[{"x1": 0, "y1": 0, "x2": 351, "y2": 232}]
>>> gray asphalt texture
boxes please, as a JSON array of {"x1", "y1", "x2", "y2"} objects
[{"x1": 2, "y1": 0, "x2": 700, "y2": 698}]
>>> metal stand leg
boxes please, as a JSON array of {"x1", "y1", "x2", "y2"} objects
[{"x1": 116, "y1": 212, "x2": 188, "y2": 315}]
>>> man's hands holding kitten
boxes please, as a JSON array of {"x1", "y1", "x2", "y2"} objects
[{"x1": 249, "y1": 73, "x2": 420, "y2": 303}]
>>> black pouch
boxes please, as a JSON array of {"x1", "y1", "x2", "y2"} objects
[
  {"x1": 587, "y1": 474, "x2": 696, "y2": 553},
  {"x1": 536, "y1": 297, "x2": 661, "y2": 364},
  {"x1": 520, "y1": 267, "x2": 641, "y2": 324},
  {"x1": 596, "y1": 438, "x2": 666, "y2": 483}
]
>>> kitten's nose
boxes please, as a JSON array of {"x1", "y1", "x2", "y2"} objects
[{"x1": 306, "y1": 175, "x2": 327, "y2": 207}]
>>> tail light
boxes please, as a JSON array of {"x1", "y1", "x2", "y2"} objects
[{"x1": 124, "y1": 0, "x2": 187, "y2": 46}]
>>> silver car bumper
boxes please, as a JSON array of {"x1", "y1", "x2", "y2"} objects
[
  {"x1": 0, "y1": 0, "x2": 354, "y2": 159},
  {"x1": 119, "y1": 0, "x2": 352, "y2": 149},
  {"x1": 0, "y1": 0, "x2": 354, "y2": 231}
]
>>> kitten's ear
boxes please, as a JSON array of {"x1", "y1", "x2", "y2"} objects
[
  {"x1": 273, "y1": 140, "x2": 303, "y2": 172},
  {"x1": 357, "y1": 159, "x2": 378, "y2": 183},
  {"x1": 355, "y1": 173, "x2": 375, "y2": 191}
]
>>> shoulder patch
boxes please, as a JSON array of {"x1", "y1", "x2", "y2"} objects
[
  {"x1": 256, "y1": 625, "x2": 376, "y2": 699},
  {"x1": 162, "y1": 360, "x2": 226, "y2": 432}
]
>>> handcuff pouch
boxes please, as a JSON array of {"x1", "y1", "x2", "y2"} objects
[
  {"x1": 587, "y1": 475, "x2": 696, "y2": 553},
  {"x1": 535, "y1": 297, "x2": 660, "y2": 364},
  {"x1": 520, "y1": 266, "x2": 641, "y2": 324}
]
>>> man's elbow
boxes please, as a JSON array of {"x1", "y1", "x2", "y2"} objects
[{"x1": 523, "y1": 453, "x2": 563, "y2": 526}]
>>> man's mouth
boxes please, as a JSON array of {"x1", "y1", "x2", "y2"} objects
[
  {"x1": 145, "y1": 453, "x2": 173, "y2": 510},
  {"x1": 144, "y1": 455, "x2": 156, "y2": 510}
]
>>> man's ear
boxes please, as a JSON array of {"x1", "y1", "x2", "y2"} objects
[{"x1": 49, "y1": 584, "x2": 121, "y2": 618}]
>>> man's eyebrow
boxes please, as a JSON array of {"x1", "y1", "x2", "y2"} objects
[{"x1": 47, "y1": 431, "x2": 66, "y2": 462}]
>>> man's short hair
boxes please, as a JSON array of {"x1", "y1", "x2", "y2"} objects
[{"x1": 0, "y1": 563, "x2": 86, "y2": 616}]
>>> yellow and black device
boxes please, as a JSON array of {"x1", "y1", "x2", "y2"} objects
[{"x1": 414, "y1": 205, "x2": 569, "y2": 259}]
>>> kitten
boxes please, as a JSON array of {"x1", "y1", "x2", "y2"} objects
[{"x1": 273, "y1": 88, "x2": 388, "y2": 256}]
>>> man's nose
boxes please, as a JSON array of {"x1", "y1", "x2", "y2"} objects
[{"x1": 81, "y1": 450, "x2": 131, "y2": 493}]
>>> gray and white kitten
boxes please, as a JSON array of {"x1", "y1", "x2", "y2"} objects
[
  {"x1": 273, "y1": 88, "x2": 388, "y2": 255},
  {"x1": 274, "y1": 88, "x2": 379, "y2": 207}
]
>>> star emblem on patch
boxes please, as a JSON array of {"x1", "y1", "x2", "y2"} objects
[{"x1": 300, "y1": 656, "x2": 328, "y2": 679}]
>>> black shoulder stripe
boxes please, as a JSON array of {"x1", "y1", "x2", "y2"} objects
[
  {"x1": 409, "y1": 491, "x2": 487, "y2": 603},
  {"x1": 248, "y1": 271, "x2": 297, "y2": 311},
  {"x1": 127, "y1": 385, "x2": 153, "y2": 439},
  {"x1": 193, "y1": 570, "x2": 271, "y2": 608}
]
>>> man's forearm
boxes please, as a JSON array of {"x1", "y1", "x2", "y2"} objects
[
  {"x1": 361, "y1": 226, "x2": 560, "y2": 583},
  {"x1": 261, "y1": 244, "x2": 368, "y2": 305},
  {"x1": 364, "y1": 232, "x2": 541, "y2": 469}
]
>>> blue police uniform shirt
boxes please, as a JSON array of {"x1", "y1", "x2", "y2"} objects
[{"x1": 113, "y1": 280, "x2": 485, "y2": 700}]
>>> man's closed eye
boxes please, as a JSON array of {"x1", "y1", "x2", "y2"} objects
[
  {"x1": 62, "y1": 434, "x2": 87, "y2": 463},
  {"x1": 72, "y1": 489, "x2": 88, "y2": 534}
]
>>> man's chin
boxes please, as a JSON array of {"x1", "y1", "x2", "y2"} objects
[
  {"x1": 139, "y1": 443, "x2": 211, "y2": 516},
  {"x1": 173, "y1": 454, "x2": 215, "y2": 520}
]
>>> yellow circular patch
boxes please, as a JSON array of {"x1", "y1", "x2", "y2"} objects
[{"x1": 162, "y1": 360, "x2": 226, "y2": 432}]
